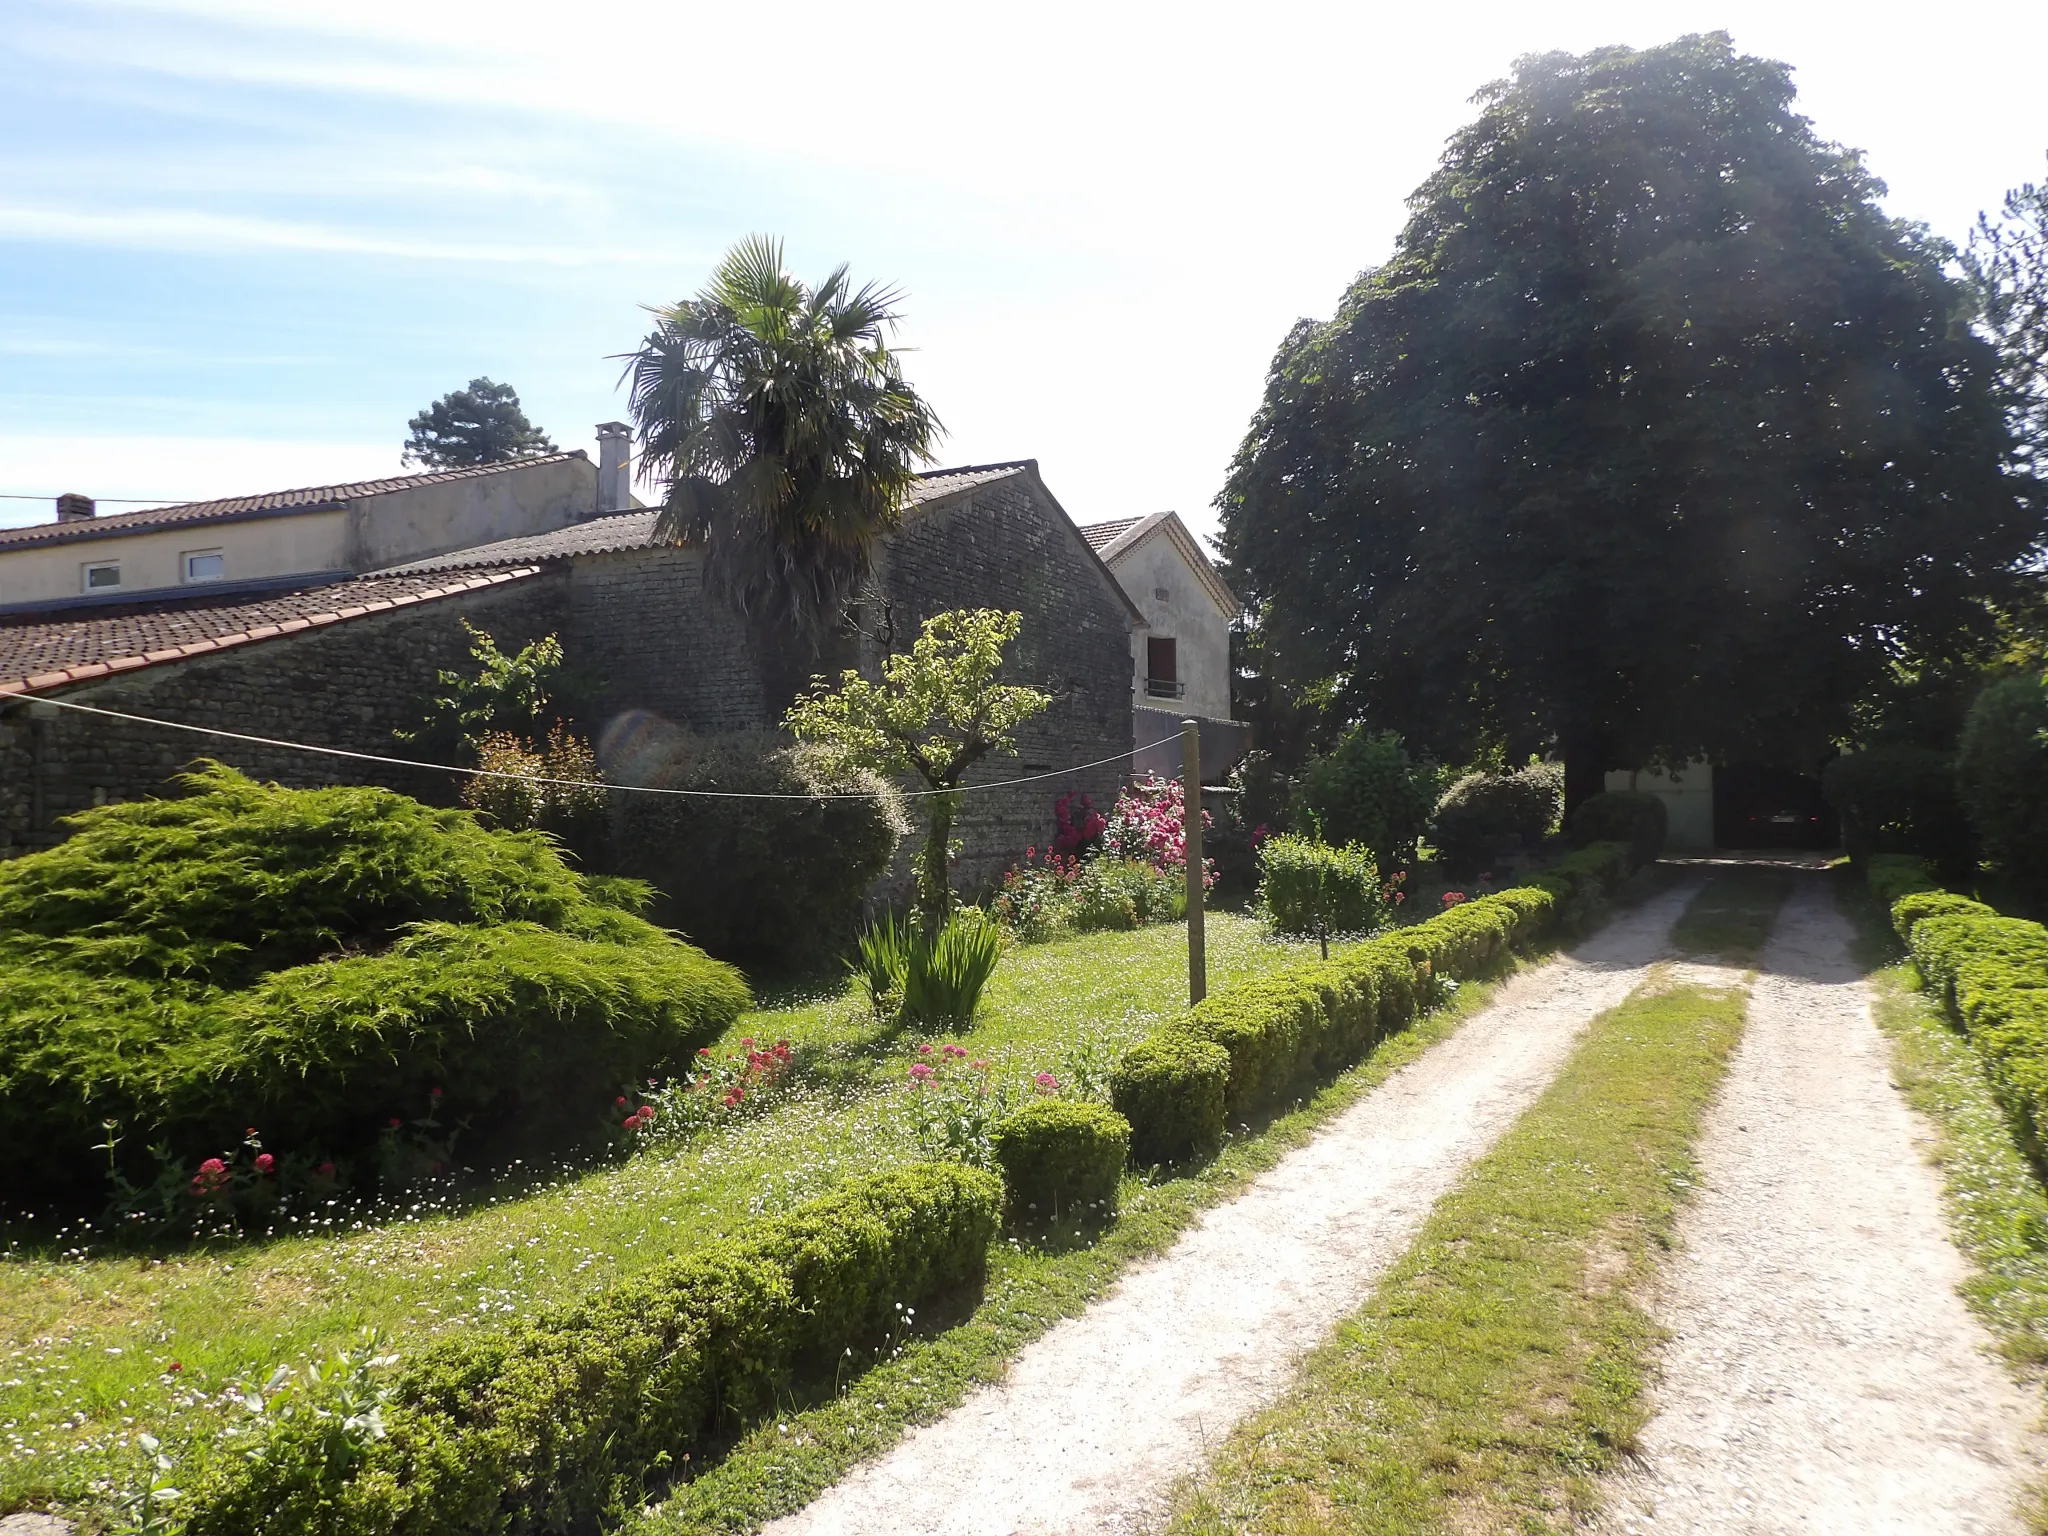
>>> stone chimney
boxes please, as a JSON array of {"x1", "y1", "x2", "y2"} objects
[
  {"x1": 595, "y1": 423, "x2": 632, "y2": 516},
  {"x1": 55, "y1": 493, "x2": 95, "y2": 523}
]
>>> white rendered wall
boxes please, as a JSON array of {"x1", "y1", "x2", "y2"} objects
[
  {"x1": 1605, "y1": 761, "x2": 1715, "y2": 852},
  {"x1": 1107, "y1": 532, "x2": 1232, "y2": 722}
]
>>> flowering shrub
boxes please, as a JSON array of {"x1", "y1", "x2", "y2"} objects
[
  {"x1": 103, "y1": 1125, "x2": 351, "y2": 1239},
  {"x1": 622, "y1": 1037, "x2": 796, "y2": 1150},
  {"x1": 1442, "y1": 890, "x2": 1469, "y2": 908},
  {"x1": 1103, "y1": 776, "x2": 1216, "y2": 890},
  {"x1": 990, "y1": 848, "x2": 1085, "y2": 942},
  {"x1": 1052, "y1": 792, "x2": 1108, "y2": 856},
  {"x1": 901, "y1": 1038, "x2": 1105, "y2": 1167}
]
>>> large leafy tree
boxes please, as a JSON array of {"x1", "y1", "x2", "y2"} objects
[
  {"x1": 403, "y1": 378, "x2": 555, "y2": 468},
  {"x1": 1222, "y1": 34, "x2": 2043, "y2": 810},
  {"x1": 1964, "y1": 159, "x2": 2048, "y2": 478},
  {"x1": 623, "y1": 235, "x2": 943, "y2": 645}
]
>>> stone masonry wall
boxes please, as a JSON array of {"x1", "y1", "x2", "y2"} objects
[
  {"x1": 870, "y1": 474, "x2": 1136, "y2": 895},
  {"x1": 0, "y1": 575, "x2": 565, "y2": 855}
]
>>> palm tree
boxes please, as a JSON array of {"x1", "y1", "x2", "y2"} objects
[{"x1": 622, "y1": 235, "x2": 943, "y2": 643}]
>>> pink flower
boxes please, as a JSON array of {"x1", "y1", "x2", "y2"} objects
[
  {"x1": 942, "y1": 1044, "x2": 967, "y2": 1058},
  {"x1": 1443, "y1": 891, "x2": 1468, "y2": 907},
  {"x1": 623, "y1": 1115, "x2": 641, "y2": 1129},
  {"x1": 429, "y1": 1086, "x2": 444, "y2": 1099},
  {"x1": 316, "y1": 1161, "x2": 337, "y2": 1179},
  {"x1": 638, "y1": 1104, "x2": 658, "y2": 1122},
  {"x1": 253, "y1": 1153, "x2": 275, "y2": 1175},
  {"x1": 615, "y1": 1095, "x2": 629, "y2": 1107},
  {"x1": 909, "y1": 1063, "x2": 937, "y2": 1083},
  {"x1": 741, "y1": 1037, "x2": 756, "y2": 1049},
  {"x1": 971, "y1": 1059, "x2": 990, "y2": 1072},
  {"x1": 697, "y1": 1047, "x2": 713, "y2": 1058},
  {"x1": 1034, "y1": 1072, "x2": 1059, "y2": 1094},
  {"x1": 388, "y1": 1117, "x2": 404, "y2": 1130}
]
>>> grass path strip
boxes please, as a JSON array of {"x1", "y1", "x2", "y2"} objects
[
  {"x1": 1602, "y1": 879, "x2": 2043, "y2": 1534},
  {"x1": 701, "y1": 879, "x2": 1699, "y2": 1536},
  {"x1": 1166, "y1": 976, "x2": 1749, "y2": 1533}
]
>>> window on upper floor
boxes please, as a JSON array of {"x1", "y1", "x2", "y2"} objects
[
  {"x1": 183, "y1": 550, "x2": 226, "y2": 583},
  {"x1": 82, "y1": 561, "x2": 121, "y2": 592},
  {"x1": 1146, "y1": 636, "x2": 1183, "y2": 698}
]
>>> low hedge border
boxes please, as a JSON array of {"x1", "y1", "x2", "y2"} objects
[
  {"x1": 185, "y1": 1163, "x2": 1003, "y2": 1536},
  {"x1": 1112, "y1": 841, "x2": 1645, "y2": 1163},
  {"x1": 1888, "y1": 878, "x2": 2048, "y2": 1166}
]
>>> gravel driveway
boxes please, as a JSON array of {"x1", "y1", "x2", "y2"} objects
[
  {"x1": 1600, "y1": 878, "x2": 2044, "y2": 1535},
  {"x1": 763, "y1": 880, "x2": 1700, "y2": 1536}
]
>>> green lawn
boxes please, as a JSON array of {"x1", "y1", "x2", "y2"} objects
[
  {"x1": 1670, "y1": 864, "x2": 1794, "y2": 963},
  {"x1": 0, "y1": 914, "x2": 1318, "y2": 1515}
]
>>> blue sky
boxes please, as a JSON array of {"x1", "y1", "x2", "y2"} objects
[{"x1": 3, "y1": 0, "x2": 2045, "y2": 543}]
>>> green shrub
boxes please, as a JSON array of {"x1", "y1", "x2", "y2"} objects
[
  {"x1": 992, "y1": 1099, "x2": 1131, "y2": 1222},
  {"x1": 1893, "y1": 891, "x2": 2048, "y2": 1159},
  {"x1": 184, "y1": 1164, "x2": 1002, "y2": 1536},
  {"x1": 0, "y1": 762, "x2": 591, "y2": 988},
  {"x1": 1300, "y1": 729, "x2": 1440, "y2": 867},
  {"x1": 1866, "y1": 853, "x2": 1940, "y2": 909},
  {"x1": 851, "y1": 911, "x2": 913, "y2": 1013},
  {"x1": 1957, "y1": 671, "x2": 2048, "y2": 890},
  {"x1": 1566, "y1": 790, "x2": 1668, "y2": 868},
  {"x1": 1111, "y1": 1028, "x2": 1230, "y2": 1165},
  {"x1": 603, "y1": 729, "x2": 908, "y2": 970},
  {"x1": 0, "y1": 767, "x2": 749, "y2": 1205},
  {"x1": 1067, "y1": 857, "x2": 1185, "y2": 932},
  {"x1": 1822, "y1": 746, "x2": 1973, "y2": 877},
  {"x1": 1256, "y1": 835, "x2": 1384, "y2": 944},
  {"x1": 1110, "y1": 842, "x2": 1640, "y2": 1168},
  {"x1": 1529, "y1": 840, "x2": 1636, "y2": 929},
  {"x1": 899, "y1": 911, "x2": 1003, "y2": 1032},
  {"x1": 1430, "y1": 764, "x2": 1563, "y2": 876}
]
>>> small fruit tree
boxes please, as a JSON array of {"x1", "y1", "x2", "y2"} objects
[{"x1": 786, "y1": 608, "x2": 1051, "y2": 931}]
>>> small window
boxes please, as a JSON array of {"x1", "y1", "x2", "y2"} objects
[
  {"x1": 1146, "y1": 636, "x2": 1183, "y2": 698},
  {"x1": 83, "y1": 561, "x2": 121, "y2": 592},
  {"x1": 183, "y1": 550, "x2": 226, "y2": 583}
]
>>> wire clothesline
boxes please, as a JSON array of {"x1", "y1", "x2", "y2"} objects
[{"x1": 12, "y1": 692, "x2": 1190, "y2": 801}]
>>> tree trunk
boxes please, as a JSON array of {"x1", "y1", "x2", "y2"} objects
[
  {"x1": 1562, "y1": 731, "x2": 1608, "y2": 823},
  {"x1": 916, "y1": 791, "x2": 959, "y2": 934}
]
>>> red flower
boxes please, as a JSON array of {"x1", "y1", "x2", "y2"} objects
[
  {"x1": 615, "y1": 1095, "x2": 628, "y2": 1107},
  {"x1": 430, "y1": 1085, "x2": 444, "y2": 1099},
  {"x1": 698, "y1": 1047, "x2": 713, "y2": 1058},
  {"x1": 316, "y1": 1161, "x2": 337, "y2": 1178},
  {"x1": 908, "y1": 1062, "x2": 936, "y2": 1083},
  {"x1": 1033, "y1": 1072, "x2": 1059, "y2": 1094},
  {"x1": 253, "y1": 1153, "x2": 275, "y2": 1175},
  {"x1": 167, "y1": 1361, "x2": 182, "y2": 1373},
  {"x1": 623, "y1": 1115, "x2": 640, "y2": 1129},
  {"x1": 388, "y1": 1117, "x2": 404, "y2": 1129},
  {"x1": 638, "y1": 1104, "x2": 658, "y2": 1122}
]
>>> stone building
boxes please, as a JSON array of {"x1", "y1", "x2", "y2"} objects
[
  {"x1": 0, "y1": 460, "x2": 1141, "y2": 895},
  {"x1": 1079, "y1": 510, "x2": 1248, "y2": 782},
  {"x1": 0, "y1": 448, "x2": 625, "y2": 612}
]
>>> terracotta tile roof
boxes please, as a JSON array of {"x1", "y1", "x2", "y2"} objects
[
  {"x1": 0, "y1": 567, "x2": 541, "y2": 696},
  {"x1": 1079, "y1": 517, "x2": 1142, "y2": 555},
  {"x1": 375, "y1": 462, "x2": 1037, "y2": 577},
  {"x1": 0, "y1": 453, "x2": 590, "y2": 552}
]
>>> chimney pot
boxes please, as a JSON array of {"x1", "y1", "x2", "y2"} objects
[
  {"x1": 55, "y1": 493, "x2": 96, "y2": 523},
  {"x1": 595, "y1": 422, "x2": 632, "y2": 517}
]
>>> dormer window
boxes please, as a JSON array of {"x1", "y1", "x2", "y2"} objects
[
  {"x1": 183, "y1": 550, "x2": 226, "y2": 583},
  {"x1": 83, "y1": 561, "x2": 121, "y2": 592}
]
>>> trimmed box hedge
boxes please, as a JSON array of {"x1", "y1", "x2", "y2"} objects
[
  {"x1": 185, "y1": 1163, "x2": 1003, "y2": 1536},
  {"x1": 993, "y1": 1100, "x2": 1131, "y2": 1222},
  {"x1": 1112, "y1": 842, "x2": 1643, "y2": 1162},
  {"x1": 1892, "y1": 890, "x2": 2048, "y2": 1162},
  {"x1": 1867, "y1": 852, "x2": 1941, "y2": 909}
]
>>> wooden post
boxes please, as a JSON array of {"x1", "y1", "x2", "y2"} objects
[{"x1": 1183, "y1": 717, "x2": 1206, "y2": 1005}]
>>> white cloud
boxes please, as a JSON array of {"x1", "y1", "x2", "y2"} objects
[{"x1": 0, "y1": 204, "x2": 669, "y2": 266}]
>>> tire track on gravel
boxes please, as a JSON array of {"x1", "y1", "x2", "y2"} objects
[
  {"x1": 1601, "y1": 877, "x2": 2043, "y2": 1535},
  {"x1": 765, "y1": 880, "x2": 1700, "y2": 1536}
]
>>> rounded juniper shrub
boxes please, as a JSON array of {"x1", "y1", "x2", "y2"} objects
[
  {"x1": 992, "y1": 1099, "x2": 1132, "y2": 1224},
  {"x1": 0, "y1": 765, "x2": 749, "y2": 1210}
]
